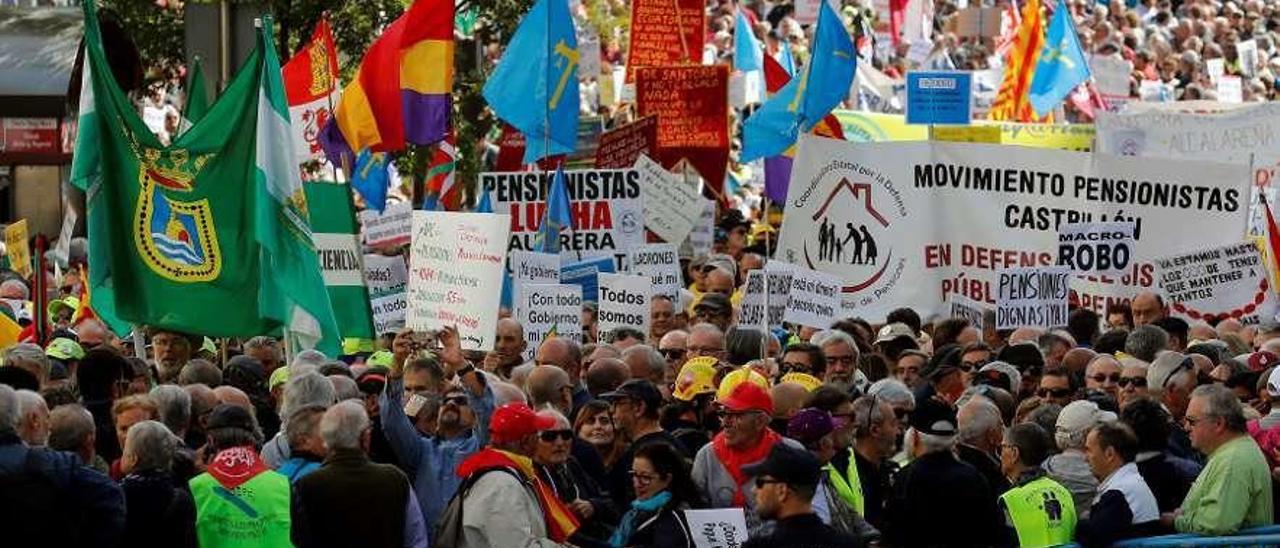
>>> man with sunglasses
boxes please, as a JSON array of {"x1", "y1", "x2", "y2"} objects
[
  {"x1": 1146, "y1": 351, "x2": 1202, "y2": 463},
  {"x1": 1038, "y1": 369, "x2": 1078, "y2": 407},
  {"x1": 1085, "y1": 355, "x2": 1124, "y2": 401},
  {"x1": 1118, "y1": 358, "x2": 1150, "y2": 407},
  {"x1": 779, "y1": 342, "x2": 827, "y2": 379},
  {"x1": 379, "y1": 325, "x2": 494, "y2": 529},
  {"x1": 740, "y1": 444, "x2": 860, "y2": 548},
  {"x1": 602, "y1": 379, "x2": 688, "y2": 507}
]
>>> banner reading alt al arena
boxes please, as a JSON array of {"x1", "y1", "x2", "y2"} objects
[{"x1": 775, "y1": 135, "x2": 1251, "y2": 321}]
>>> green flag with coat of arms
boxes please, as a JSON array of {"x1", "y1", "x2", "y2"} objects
[{"x1": 71, "y1": 3, "x2": 339, "y2": 355}]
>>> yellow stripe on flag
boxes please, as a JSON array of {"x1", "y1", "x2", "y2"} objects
[{"x1": 400, "y1": 40, "x2": 456, "y2": 94}]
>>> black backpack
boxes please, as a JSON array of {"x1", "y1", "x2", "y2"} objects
[{"x1": 432, "y1": 466, "x2": 526, "y2": 548}]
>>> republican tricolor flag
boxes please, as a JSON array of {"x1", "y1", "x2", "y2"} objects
[
  {"x1": 282, "y1": 17, "x2": 341, "y2": 164},
  {"x1": 319, "y1": 0, "x2": 454, "y2": 167}
]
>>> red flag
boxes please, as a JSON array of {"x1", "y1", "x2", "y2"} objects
[{"x1": 282, "y1": 17, "x2": 341, "y2": 163}]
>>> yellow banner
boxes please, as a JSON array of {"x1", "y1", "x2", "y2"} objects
[
  {"x1": 4, "y1": 220, "x2": 31, "y2": 279},
  {"x1": 831, "y1": 110, "x2": 1095, "y2": 151}
]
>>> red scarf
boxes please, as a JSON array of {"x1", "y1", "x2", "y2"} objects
[
  {"x1": 712, "y1": 429, "x2": 782, "y2": 506},
  {"x1": 457, "y1": 448, "x2": 580, "y2": 542},
  {"x1": 207, "y1": 446, "x2": 269, "y2": 490}
]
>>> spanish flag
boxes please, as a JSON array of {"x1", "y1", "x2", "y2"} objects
[
  {"x1": 318, "y1": 0, "x2": 454, "y2": 166},
  {"x1": 989, "y1": 0, "x2": 1050, "y2": 122}
]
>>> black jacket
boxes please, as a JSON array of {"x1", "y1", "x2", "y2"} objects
[
  {"x1": 883, "y1": 450, "x2": 1003, "y2": 547},
  {"x1": 831, "y1": 449, "x2": 896, "y2": 529},
  {"x1": 606, "y1": 430, "x2": 688, "y2": 507},
  {"x1": 291, "y1": 449, "x2": 412, "y2": 548},
  {"x1": 539, "y1": 457, "x2": 619, "y2": 544},
  {"x1": 1134, "y1": 452, "x2": 1199, "y2": 513},
  {"x1": 624, "y1": 499, "x2": 696, "y2": 548},
  {"x1": 957, "y1": 443, "x2": 1011, "y2": 496},
  {"x1": 121, "y1": 470, "x2": 197, "y2": 548},
  {"x1": 1075, "y1": 490, "x2": 1163, "y2": 547},
  {"x1": 741, "y1": 513, "x2": 861, "y2": 548}
]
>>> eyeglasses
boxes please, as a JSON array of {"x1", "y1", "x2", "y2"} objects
[
  {"x1": 754, "y1": 477, "x2": 786, "y2": 488},
  {"x1": 1118, "y1": 376, "x2": 1147, "y2": 388},
  {"x1": 630, "y1": 471, "x2": 660, "y2": 485},
  {"x1": 661, "y1": 348, "x2": 686, "y2": 360},
  {"x1": 442, "y1": 395, "x2": 468, "y2": 406},
  {"x1": 539, "y1": 429, "x2": 574, "y2": 442},
  {"x1": 781, "y1": 361, "x2": 811, "y2": 374},
  {"x1": 716, "y1": 409, "x2": 763, "y2": 421},
  {"x1": 1037, "y1": 387, "x2": 1073, "y2": 399},
  {"x1": 1183, "y1": 414, "x2": 1212, "y2": 428},
  {"x1": 961, "y1": 359, "x2": 988, "y2": 371},
  {"x1": 1090, "y1": 373, "x2": 1122, "y2": 384}
]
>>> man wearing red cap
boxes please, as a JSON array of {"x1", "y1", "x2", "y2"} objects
[
  {"x1": 451, "y1": 402, "x2": 580, "y2": 548},
  {"x1": 692, "y1": 380, "x2": 803, "y2": 528}
]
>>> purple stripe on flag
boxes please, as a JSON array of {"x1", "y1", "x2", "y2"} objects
[
  {"x1": 319, "y1": 120, "x2": 355, "y2": 169},
  {"x1": 401, "y1": 91, "x2": 450, "y2": 146},
  {"x1": 765, "y1": 155, "x2": 793, "y2": 203}
]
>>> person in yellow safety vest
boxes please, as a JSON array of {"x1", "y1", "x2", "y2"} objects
[
  {"x1": 786, "y1": 407, "x2": 881, "y2": 543},
  {"x1": 816, "y1": 388, "x2": 901, "y2": 528},
  {"x1": 999, "y1": 422, "x2": 1078, "y2": 548}
]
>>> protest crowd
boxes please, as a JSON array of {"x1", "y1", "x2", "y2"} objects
[{"x1": 12, "y1": 0, "x2": 1280, "y2": 546}]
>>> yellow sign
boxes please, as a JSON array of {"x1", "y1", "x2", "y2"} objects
[
  {"x1": 932, "y1": 125, "x2": 1002, "y2": 143},
  {"x1": 4, "y1": 219, "x2": 31, "y2": 279},
  {"x1": 831, "y1": 110, "x2": 1095, "y2": 151}
]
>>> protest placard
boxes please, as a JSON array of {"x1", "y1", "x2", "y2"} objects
[
  {"x1": 578, "y1": 31, "x2": 601, "y2": 82},
  {"x1": 510, "y1": 250, "x2": 561, "y2": 285},
  {"x1": 628, "y1": 243, "x2": 681, "y2": 298},
  {"x1": 562, "y1": 255, "x2": 616, "y2": 303},
  {"x1": 679, "y1": 199, "x2": 716, "y2": 259},
  {"x1": 480, "y1": 169, "x2": 645, "y2": 269},
  {"x1": 1056, "y1": 222, "x2": 1136, "y2": 278},
  {"x1": 775, "y1": 135, "x2": 1249, "y2": 321},
  {"x1": 684, "y1": 508, "x2": 750, "y2": 548},
  {"x1": 1096, "y1": 101, "x2": 1280, "y2": 236},
  {"x1": 784, "y1": 266, "x2": 842, "y2": 329},
  {"x1": 359, "y1": 201, "x2": 413, "y2": 248},
  {"x1": 4, "y1": 219, "x2": 30, "y2": 279},
  {"x1": 954, "y1": 7, "x2": 1002, "y2": 37},
  {"x1": 1239, "y1": 39, "x2": 1259, "y2": 77},
  {"x1": 635, "y1": 65, "x2": 731, "y2": 190},
  {"x1": 996, "y1": 267, "x2": 1071, "y2": 329},
  {"x1": 637, "y1": 155, "x2": 704, "y2": 244},
  {"x1": 595, "y1": 116, "x2": 657, "y2": 169},
  {"x1": 738, "y1": 270, "x2": 767, "y2": 328},
  {"x1": 597, "y1": 273, "x2": 651, "y2": 337},
  {"x1": 626, "y1": 0, "x2": 703, "y2": 82},
  {"x1": 932, "y1": 125, "x2": 1001, "y2": 143},
  {"x1": 906, "y1": 71, "x2": 973, "y2": 125},
  {"x1": 949, "y1": 294, "x2": 988, "y2": 331},
  {"x1": 515, "y1": 284, "x2": 583, "y2": 360},
  {"x1": 1217, "y1": 76, "x2": 1243, "y2": 104},
  {"x1": 728, "y1": 71, "x2": 764, "y2": 109},
  {"x1": 406, "y1": 212, "x2": 510, "y2": 351},
  {"x1": 364, "y1": 254, "x2": 408, "y2": 335},
  {"x1": 54, "y1": 205, "x2": 77, "y2": 262},
  {"x1": 766, "y1": 261, "x2": 795, "y2": 328},
  {"x1": 1138, "y1": 80, "x2": 1170, "y2": 102},
  {"x1": 1156, "y1": 242, "x2": 1277, "y2": 325},
  {"x1": 1207, "y1": 58, "x2": 1225, "y2": 84},
  {"x1": 1091, "y1": 56, "x2": 1132, "y2": 113}
]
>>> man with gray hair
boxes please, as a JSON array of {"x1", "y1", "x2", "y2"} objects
[
  {"x1": 5, "y1": 343, "x2": 51, "y2": 387},
  {"x1": 291, "y1": 349, "x2": 328, "y2": 377},
  {"x1": 276, "y1": 404, "x2": 327, "y2": 483},
  {"x1": 883, "y1": 398, "x2": 1003, "y2": 546},
  {"x1": 49, "y1": 403, "x2": 105, "y2": 472},
  {"x1": 118, "y1": 419, "x2": 196, "y2": 546},
  {"x1": 1126, "y1": 325, "x2": 1171, "y2": 363},
  {"x1": 1146, "y1": 351, "x2": 1200, "y2": 462},
  {"x1": 812, "y1": 329, "x2": 867, "y2": 392},
  {"x1": 621, "y1": 344, "x2": 665, "y2": 385},
  {"x1": 0, "y1": 384, "x2": 126, "y2": 545},
  {"x1": 177, "y1": 359, "x2": 222, "y2": 387},
  {"x1": 15, "y1": 389, "x2": 49, "y2": 447},
  {"x1": 149, "y1": 384, "x2": 192, "y2": 438},
  {"x1": 1046, "y1": 400, "x2": 1115, "y2": 518},
  {"x1": 1163, "y1": 384, "x2": 1273, "y2": 535},
  {"x1": 243, "y1": 335, "x2": 283, "y2": 374},
  {"x1": 526, "y1": 365, "x2": 573, "y2": 415},
  {"x1": 0, "y1": 278, "x2": 29, "y2": 300},
  {"x1": 261, "y1": 371, "x2": 337, "y2": 467},
  {"x1": 292, "y1": 400, "x2": 427, "y2": 547},
  {"x1": 956, "y1": 397, "x2": 1009, "y2": 495}
]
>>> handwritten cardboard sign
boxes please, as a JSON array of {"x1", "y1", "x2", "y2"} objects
[
  {"x1": 516, "y1": 283, "x2": 583, "y2": 358},
  {"x1": 595, "y1": 116, "x2": 658, "y2": 169},
  {"x1": 627, "y1": 243, "x2": 681, "y2": 298},
  {"x1": 626, "y1": 0, "x2": 704, "y2": 82},
  {"x1": 637, "y1": 154, "x2": 704, "y2": 244},
  {"x1": 406, "y1": 212, "x2": 510, "y2": 350},
  {"x1": 359, "y1": 201, "x2": 413, "y2": 248},
  {"x1": 1056, "y1": 222, "x2": 1136, "y2": 278},
  {"x1": 684, "y1": 508, "x2": 750, "y2": 548},
  {"x1": 783, "y1": 265, "x2": 842, "y2": 329},
  {"x1": 635, "y1": 65, "x2": 730, "y2": 192},
  {"x1": 364, "y1": 254, "x2": 409, "y2": 335},
  {"x1": 4, "y1": 219, "x2": 30, "y2": 279},
  {"x1": 1156, "y1": 242, "x2": 1278, "y2": 325},
  {"x1": 996, "y1": 267, "x2": 1071, "y2": 329}
]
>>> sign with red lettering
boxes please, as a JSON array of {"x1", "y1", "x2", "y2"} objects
[
  {"x1": 635, "y1": 66, "x2": 731, "y2": 196},
  {"x1": 595, "y1": 116, "x2": 658, "y2": 169},
  {"x1": 626, "y1": 0, "x2": 704, "y2": 83},
  {"x1": 407, "y1": 211, "x2": 511, "y2": 351},
  {"x1": 1, "y1": 118, "x2": 59, "y2": 153},
  {"x1": 480, "y1": 169, "x2": 645, "y2": 270}
]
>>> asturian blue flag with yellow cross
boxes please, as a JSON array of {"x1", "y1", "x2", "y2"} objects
[{"x1": 1028, "y1": 0, "x2": 1090, "y2": 118}]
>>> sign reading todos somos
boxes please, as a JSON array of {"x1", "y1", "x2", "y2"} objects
[
  {"x1": 597, "y1": 273, "x2": 652, "y2": 337},
  {"x1": 775, "y1": 136, "x2": 1250, "y2": 321},
  {"x1": 406, "y1": 212, "x2": 510, "y2": 351},
  {"x1": 1156, "y1": 242, "x2": 1277, "y2": 325},
  {"x1": 481, "y1": 169, "x2": 645, "y2": 270}
]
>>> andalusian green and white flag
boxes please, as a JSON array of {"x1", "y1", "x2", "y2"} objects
[
  {"x1": 179, "y1": 57, "x2": 210, "y2": 133},
  {"x1": 305, "y1": 181, "x2": 375, "y2": 339},
  {"x1": 71, "y1": 3, "x2": 340, "y2": 354}
]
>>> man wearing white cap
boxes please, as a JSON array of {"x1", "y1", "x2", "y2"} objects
[{"x1": 1045, "y1": 400, "x2": 1116, "y2": 519}]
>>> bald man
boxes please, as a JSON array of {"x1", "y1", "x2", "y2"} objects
[
  {"x1": 1062, "y1": 348, "x2": 1097, "y2": 377},
  {"x1": 535, "y1": 337, "x2": 590, "y2": 415},
  {"x1": 584, "y1": 357, "x2": 629, "y2": 397},
  {"x1": 212, "y1": 385, "x2": 253, "y2": 414},
  {"x1": 485, "y1": 318, "x2": 528, "y2": 380},
  {"x1": 1130, "y1": 291, "x2": 1166, "y2": 326},
  {"x1": 1009, "y1": 327, "x2": 1045, "y2": 345},
  {"x1": 526, "y1": 365, "x2": 573, "y2": 415}
]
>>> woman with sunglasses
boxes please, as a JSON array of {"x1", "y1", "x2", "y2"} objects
[
  {"x1": 609, "y1": 442, "x2": 701, "y2": 548},
  {"x1": 535, "y1": 408, "x2": 617, "y2": 545}
]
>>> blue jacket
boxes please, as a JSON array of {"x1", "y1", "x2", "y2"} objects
[
  {"x1": 0, "y1": 433, "x2": 126, "y2": 546},
  {"x1": 380, "y1": 376, "x2": 494, "y2": 530}
]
